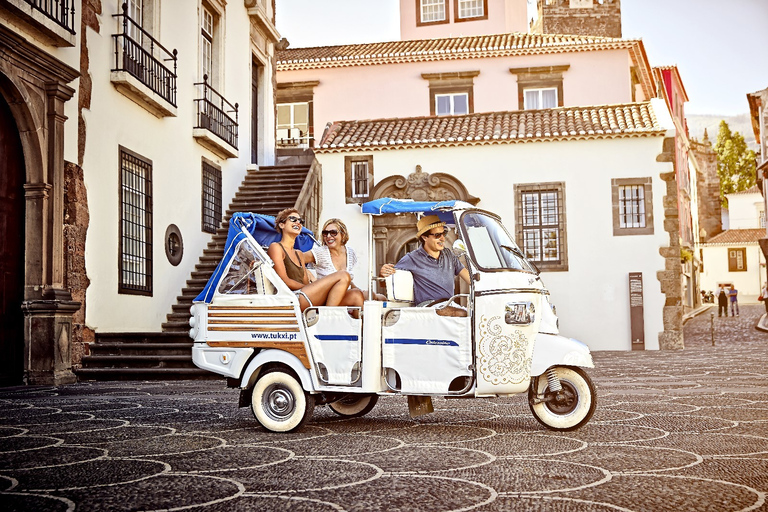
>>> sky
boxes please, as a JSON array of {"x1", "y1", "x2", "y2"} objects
[{"x1": 275, "y1": 0, "x2": 768, "y2": 117}]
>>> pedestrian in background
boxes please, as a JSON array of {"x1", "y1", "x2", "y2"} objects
[
  {"x1": 761, "y1": 282, "x2": 768, "y2": 314},
  {"x1": 717, "y1": 285, "x2": 728, "y2": 317},
  {"x1": 728, "y1": 285, "x2": 739, "y2": 317}
]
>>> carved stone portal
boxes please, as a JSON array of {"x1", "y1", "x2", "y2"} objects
[{"x1": 370, "y1": 165, "x2": 478, "y2": 292}]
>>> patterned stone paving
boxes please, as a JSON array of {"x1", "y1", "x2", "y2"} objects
[{"x1": 1, "y1": 304, "x2": 767, "y2": 511}]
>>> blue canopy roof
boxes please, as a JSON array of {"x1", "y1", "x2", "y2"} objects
[
  {"x1": 361, "y1": 198, "x2": 471, "y2": 223},
  {"x1": 194, "y1": 213, "x2": 316, "y2": 303}
]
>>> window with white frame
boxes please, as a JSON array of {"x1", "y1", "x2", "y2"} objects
[
  {"x1": 127, "y1": 0, "x2": 143, "y2": 42},
  {"x1": 524, "y1": 88, "x2": 558, "y2": 110},
  {"x1": 119, "y1": 147, "x2": 153, "y2": 295},
  {"x1": 611, "y1": 177, "x2": 653, "y2": 236},
  {"x1": 201, "y1": 5, "x2": 214, "y2": 80},
  {"x1": 276, "y1": 102, "x2": 310, "y2": 146},
  {"x1": 420, "y1": 0, "x2": 447, "y2": 23},
  {"x1": 515, "y1": 183, "x2": 568, "y2": 271},
  {"x1": 345, "y1": 155, "x2": 374, "y2": 203},
  {"x1": 456, "y1": 0, "x2": 486, "y2": 19},
  {"x1": 436, "y1": 93, "x2": 469, "y2": 116}
]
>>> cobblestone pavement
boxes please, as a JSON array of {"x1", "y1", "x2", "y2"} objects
[{"x1": 1, "y1": 305, "x2": 767, "y2": 511}]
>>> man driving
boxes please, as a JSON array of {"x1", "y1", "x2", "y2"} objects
[{"x1": 380, "y1": 215, "x2": 471, "y2": 315}]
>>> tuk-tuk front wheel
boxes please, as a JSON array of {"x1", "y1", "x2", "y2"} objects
[
  {"x1": 528, "y1": 366, "x2": 596, "y2": 432},
  {"x1": 251, "y1": 369, "x2": 314, "y2": 433},
  {"x1": 329, "y1": 394, "x2": 379, "y2": 418}
]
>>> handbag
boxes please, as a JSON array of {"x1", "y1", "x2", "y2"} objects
[{"x1": 759, "y1": 294, "x2": 765, "y2": 302}]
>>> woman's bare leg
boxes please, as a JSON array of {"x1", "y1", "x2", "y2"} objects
[
  {"x1": 297, "y1": 271, "x2": 351, "y2": 309},
  {"x1": 341, "y1": 288, "x2": 365, "y2": 308}
]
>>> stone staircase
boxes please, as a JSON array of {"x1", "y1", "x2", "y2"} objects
[{"x1": 77, "y1": 162, "x2": 317, "y2": 381}]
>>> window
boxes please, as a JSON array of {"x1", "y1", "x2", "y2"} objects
[
  {"x1": 524, "y1": 88, "x2": 558, "y2": 110},
  {"x1": 202, "y1": 160, "x2": 222, "y2": 234},
  {"x1": 728, "y1": 248, "x2": 746, "y2": 272},
  {"x1": 418, "y1": 0, "x2": 449, "y2": 24},
  {"x1": 422, "y1": 71, "x2": 478, "y2": 116},
  {"x1": 436, "y1": 93, "x2": 469, "y2": 116},
  {"x1": 510, "y1": 66, "x2": 569, "y2": 111},
  {"x1": 119, "y1": 147, "x2": 152, "y2": 295},
  {"x1": 276, "y1": 80, "x2": 318, "y2": 148},
  {"x1": 454, "y1": 0, "x2": 488, "y2": 21},
  {"x1": 277, "y1": 102, "x2": 309, "y2": 147},
  {"x1": 345, "y1": 155, "x2": 374, "y2": 203},
  {"x1": 199, "y1": 1, "x2": 223, "y2": 87},
  {"x1": 611, "y1": 178, "x2": 654, "y2": 236},
  {"x1": 515, "y1": 183, "x2": 568, "y2": 271},
  {"x1": 201, "y1": 5, "x2": 213, "y2": 80},
  {"x1": 127, "y1": 0, "x2": 143, "y2": 42}
]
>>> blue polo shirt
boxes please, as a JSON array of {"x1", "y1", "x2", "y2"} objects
[{"x1": 395, "y1": 246, "x2": 464, "y2": 304}]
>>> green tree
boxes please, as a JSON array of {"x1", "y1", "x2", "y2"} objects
[{"x1": 713, "y1": 120, "x2": 756, "y2": 207}]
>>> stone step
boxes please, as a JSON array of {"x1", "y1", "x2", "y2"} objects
[{"x1": 75, "y1": 367, "x2": 219, "y2": 381}]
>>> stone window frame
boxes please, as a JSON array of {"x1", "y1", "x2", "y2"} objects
[
  {"x1": 201, "y1": 158, "x2": 222, "y2": 234},
  {"x1": 611, "y1": 177, "x2": 654, "y2": 236},
  {"x1": 422, "y1": 71, "x2": 479, "y2": 116},
  {"x1": 454, "y1": 0, "x2": 488, "y2": 22},
  {"x1": 118, "y1": 146, "x2": 153, "y2": 296},
  {"x1": 728, "y1": 247, "x2": 747, "y2": 272},
  {"x1": 514, "y1": 182, "x2": 568, "y2": 272},
  {"x1": 509, "y1": 65, "x2": 569, "y2": 111},
  {"x1": 345, "y1": 155, "x2": 374, "y2": 204},
  {"x1": 276, "y1": 81, "x2": 319, "y2": 148},
  {"x1": 416, "y1": 0, "x2": 450, "y2": 26}
]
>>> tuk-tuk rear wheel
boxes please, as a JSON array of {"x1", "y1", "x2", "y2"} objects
[
  {"x1": 328, "y1": 394, "x2": 379, "y2": 418},
  {"x1": 251, "y1": 369, "x2": 314, "y2": 433}
]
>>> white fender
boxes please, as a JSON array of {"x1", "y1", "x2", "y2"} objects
[
  {"x1": 239, "y1": 349, "x2": 315, "y2": 392},
  {"x1": 530, "y1": 333, "x2": 594, "y2": 376}
]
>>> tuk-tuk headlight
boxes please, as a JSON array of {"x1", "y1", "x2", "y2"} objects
[{"x1": 505, "y1": 302, "x2": 535, "y2": 325}]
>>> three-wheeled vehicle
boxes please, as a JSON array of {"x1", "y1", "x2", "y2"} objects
[{"x1": 189, "y1": 199, "x2": 596, "y2": 432}]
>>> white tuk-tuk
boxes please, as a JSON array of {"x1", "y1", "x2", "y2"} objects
[{"x1": 189, "y1": 199, "x2": 596, "y2": 432}]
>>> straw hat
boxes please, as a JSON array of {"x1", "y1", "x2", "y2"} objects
[{"x1": 416, "y1": 215, "x2": 446, "y2": 238}]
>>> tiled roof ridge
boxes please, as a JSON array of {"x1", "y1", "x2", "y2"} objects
[
  {"x1": 276, "y1": 31, "x2": 639, "y2": 69},
  {"x1": 729, "y1": 184, "x2": 760, "y2": 195},
  {"x1": 317, "y1": 101, "x2": 665, "y2": 152},
  {"x1": 704, "y1": 228, "x2": 765, "y2": 245}
]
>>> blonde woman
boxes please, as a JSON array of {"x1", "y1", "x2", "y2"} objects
[
  {"x1": 267, "y1": 209, "x2": 351, "y2": 311},
  {"x1": 302, "y1": 218, "x2": 366, "y2": 308}
]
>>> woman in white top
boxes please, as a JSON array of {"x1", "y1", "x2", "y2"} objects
[
  {"x1": 302, "y1": 218, "x2": 365, "y2": 308},
  {"x1": 762, "y1": 282, "x2": 768, "y2": 314}
]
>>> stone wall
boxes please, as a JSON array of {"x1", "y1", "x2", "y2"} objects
[
  {"x1": 656, "y1": 137, "x2": 685, "y2": 349},
  {"x1": 691, "y1": 134, "x2": 722, "y2": 241},
  {"x1": 64, "y1": 162, "x2": 92, "y2": 365},
  {"x1": 532, "y1": 0, "x2": 622, "y2": 38}
]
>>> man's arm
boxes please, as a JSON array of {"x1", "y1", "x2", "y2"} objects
[{"x1": 458, "y1": 267, "x2": 471, "y2": 285}]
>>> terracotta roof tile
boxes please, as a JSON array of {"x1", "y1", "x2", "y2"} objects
[
  {"x1": 316, "y1": 102, "x2": 665, "y2": 152},
  {"x1": 729, "y1": 185, "x2": 760, "y2": 195},
  {"x1": 705, "y1": 228, "x2": 765, "y2": 245},
  {"x1": 277, "y1": 32, "x2": 639, "y2": 71}
]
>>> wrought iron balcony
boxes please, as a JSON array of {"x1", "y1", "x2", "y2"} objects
[
  {"x1": 195, "y1": 75, "x2": 238, "y2": 149},
  {"x1": 112, "y1": 3, "x2": 177, "y2": 107},
  {"x1": 22, "y1": 0, "x2": 75, "y2": 33}
]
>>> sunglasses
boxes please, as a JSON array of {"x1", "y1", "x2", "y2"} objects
[
  {"x1": 322, "y1": 229, "x2": 339, "y2": 237},
  {"x1": 427, "y1": 231, "x2": 448, "y2": 239},
  {"x1": 286, "y1": 215, "x2": 304, "y2": 224}
]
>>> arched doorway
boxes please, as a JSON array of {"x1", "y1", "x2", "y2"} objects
[
  {"x1": 370, "y1": 165, "x2": 478, "y2": 294},
  {"x1": 0, "y1": 92, "x2": 26, "y2": 385}
]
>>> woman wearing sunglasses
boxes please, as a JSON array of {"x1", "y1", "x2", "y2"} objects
[
  {"x1": 267, "y1": 209, "x2": 353, "y2": 311},
  {"x1": 302, "y1": 218, "x2": 367, "y2": 308}
]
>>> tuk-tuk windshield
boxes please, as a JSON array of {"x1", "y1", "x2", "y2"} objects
[{"x1": 460, "y1": 211, "x2": 536, "y2": 273}]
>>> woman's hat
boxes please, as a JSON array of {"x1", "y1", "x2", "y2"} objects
[{"x1": 416, "y1": 215, "x2": 446, "y2": 238}]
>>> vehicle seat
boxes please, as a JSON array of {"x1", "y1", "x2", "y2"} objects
[{"x1": 385, "y1": 270, "x2": 414, "y2": 306}]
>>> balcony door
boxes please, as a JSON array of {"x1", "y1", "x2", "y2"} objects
[{"x1": 0, "y1": 93, "x2": 25, "y2": 386}]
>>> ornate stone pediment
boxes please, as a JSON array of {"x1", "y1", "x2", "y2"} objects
[{"x1": 371, "y1": 165, "x2": 479, "y2": 204}]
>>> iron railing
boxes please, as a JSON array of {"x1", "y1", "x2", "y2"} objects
[
  {"x1": 112, "y1": 3, "x2": 177, "y2": 107},
  {"x1": 23, "y1": 0, "x2": 75, "y2": 33},
  {"x1": 295, "y1": 159, "x2": 322, "y2": 235},
  {"x1": 195, "y1": 75, "x2": 238, "y2": 148}
]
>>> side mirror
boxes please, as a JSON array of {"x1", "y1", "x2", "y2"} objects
[{"x1": 452, "y1": 239, "x2": 467, "y2": 254}]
